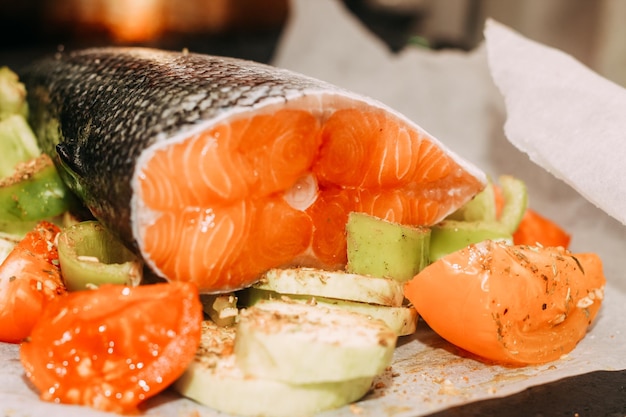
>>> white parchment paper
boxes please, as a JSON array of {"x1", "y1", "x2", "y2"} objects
[{"x1": 2, "y1": 1, "x2": 626, "y2": 416}]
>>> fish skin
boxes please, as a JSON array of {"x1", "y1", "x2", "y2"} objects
[{"x1": 21, "y1": 47, "x2": 346, "y2": 247}]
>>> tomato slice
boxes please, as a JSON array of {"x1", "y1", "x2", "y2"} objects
[
  {"x1": 20, "y1": 282, "x2": 203, "y2": 414},
  {"x1": 0, "y1": 220, "x2": 65, "y2": 343},
  {"x1": 404, "y1": 240, "x2": 605, "y2": 365}
]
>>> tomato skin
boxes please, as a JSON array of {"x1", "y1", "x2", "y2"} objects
[
  {"x1": 513, "y1": 208, "x2": 571, "y2": 248},
  {"x1": 0, "y1": 221, "x2": 65, "y2": 343},
  {"x1": 404, "y1": 240, "x2": 605, "y2": 365},
  {"x1": 20, "y1": 281, "x2": 203, "y2": 414}
]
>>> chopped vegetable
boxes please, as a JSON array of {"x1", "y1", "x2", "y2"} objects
[
  {"x1": 200, "y1": 293, "x2": 239, "y2": 327},
  {"x1": 0, "y1": 154, "x2": 74, "y2": 226},
  {"x1": 404, "y1": 240, "x2": 605, "y2": 365},
  {"x1": 234, "y1": 299, "x2": 396, "y2": 383},
  {"x1": 346, "y1": 211, "x2": 430, "y2": 281},
  {"x1": 0, "y1": 114, "x2": 40, "y2": 178},
  {"x1": 20, "y1": 281, "x2": 203, "y2": 414},
  {"x1": 513, "y1": 208, "x2": 571, "y2": 248},
  {"x1": 429, "y1": 220, "x2": 512, "y2": 263},
  {"x1": 57, "y1": 221, "x2": 143, "y2": 291},
  {"x1": 0, "y1": 221, "x2": 65, "y2": 343},
  {"x1": 255, "y1": 267, "x2": 405, "y2": 307},
  {"x1": 0, "y1": 66, "x2": 28, "y2": 120},
  {"x1": 174, "y1": 321, "x2": 375, "y2": 417}
]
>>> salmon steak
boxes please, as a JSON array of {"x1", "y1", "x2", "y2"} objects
[{"x1": 22, "y1": 47, "x2": 486, "y2": 293}]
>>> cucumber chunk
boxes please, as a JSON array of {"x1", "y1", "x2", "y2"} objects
[
  {"x1": 0, "y1": 67, "x2": 28, "y2": 120},
  {"x1": 429, "y1": 220, "x2": 512, "y2": 263},
  {"x1": 57, "y1": 221, "x2": 143, "y2": 291},
  {"x1": 346, "y1": 212, "x2": 430, "y2": 282},
  {"x1": 0, "y1": 115, "x2": 40, "y2": 178},
  {"x1": 241, "y1": 287, "x2": 418, "y2": 336},
  {"x1": 447, "y1": 177, "x2": 497, "y2": 222},
  {"x1": 235, "y1": 299, "x2": 397, "y2": 384},
  {"x1": 255, "y1": 267, "x2": 405, "y2": 307},
  {"x1": 498, "y1": 174, "x2": 528, "y2": 233},
  {"x1": 174, "y1": 321, "x2": 374, "y2": 417},
  {"x1": 200, "y1": 293, "x2": 239, "y2": 327}
]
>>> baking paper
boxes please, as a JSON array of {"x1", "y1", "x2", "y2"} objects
[{"x1": 2, "y1": 1, "x2": 626, "y2": 416}]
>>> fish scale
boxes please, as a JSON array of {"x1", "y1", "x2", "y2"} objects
[{"x1": 22, "y1": 46, "x2": 486, "y2": 292}]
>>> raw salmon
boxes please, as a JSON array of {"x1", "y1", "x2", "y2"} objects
[{"x1": 22, "y1": 47, "x2": 486, "y2": 292}]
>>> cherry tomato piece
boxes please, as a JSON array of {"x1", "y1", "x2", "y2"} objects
[
  {"x1": 20, "y1": 281, "x2": 203, "y2": 414},
  {"x1": 0, "y1": 221, "x2": 65, "y2": 343},
  {"x1": 404, "y1": 240, "x2": 605, "y2": 365}
]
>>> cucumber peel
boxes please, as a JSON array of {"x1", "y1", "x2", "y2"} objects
[
  {"x1": 174, "y1": 321, "x2": 375, "y2": 417},
  {"x1": 235, "y1": 299, "x2": 397, "y2": 384},
  {"x1": 346, "y1": 212, "x2": 430, "y2": 282},
  {"x1": 57, "y1": 221, "x2": 143, "y2": 291},
  {"x1": 241, "y1": 287, "x2": 418, "y2": 336},
  {"x1": 255, "y1": 267, "x2": 405, "y2": 307}
]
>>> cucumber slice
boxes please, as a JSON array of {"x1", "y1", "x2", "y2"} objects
[
  {"x1": 0, "y1": 114, "x2": 40, "y2": 178},
  {"x1": 57, "y1": 221, "x2": 143, "y2": 291},
  {"x1": 174, "y1": 321, "x2": 374, "y2": 417},
  {"x1": 429, "y1": 220, "x2": 512, "y2": 263},
  {"x1": 346, "y1": 212, "x2": 430, "y2": 282},
  {"x1": 0, "y1": 154, "x2": 73, "y2": 224},
  {"x1": 235, "y1": 299, "x2": 397, "y2": 383},
  {"x1": 498, "y1": 174, "x2": 528, "y2": 233},
  {"x1": 255, "y1": 267, "x2": 404, "y2": 307},
  {"x1": 200, "y1": 293, "x2": 239, "y2": 327},
  {"x1": 447, "y1": 178, "x2": 497, "y2": 222},
  {"x1": 0, "y1": 67, "x2": 28, "y2": 120},
  {"x1": 241, "y1": 287, "x2": 418, "y2": 336}
]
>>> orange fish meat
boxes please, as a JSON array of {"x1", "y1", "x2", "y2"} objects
[{"x1": 23, "y1": 48, "x2": 486, "y2": 292}]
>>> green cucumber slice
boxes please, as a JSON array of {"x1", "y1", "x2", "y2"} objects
[
  {"x1": 241, "y1": 287, "x2": 418, "y2": 336},
  {"x1": 200, "y1": 293, "x2": 239, "y2": 327},
  {"x1": 0, "y1": 67, "x2": 28, "y2": 120},
  {"x1": 0, "y1": 115, "x2": 40, "y2": 178},
  {"x1": 255, "y1": 267, "x2": 405, "y2": 307},
  {"x1": 447, "y1": 177, "x2": 497, "y2": 222},
  {"x1": 234, "y1": 299, "x2": 397, "y2": 384},
  {"x1": 57, "y1": 221, "x2": 143, "y2": 291},
  {"x1": 498, "y1": 174, "x2": 528, "y2": 233},
  {"x1": 429, "y1": 220, "x2": 512, "y2": 263},
  {"x1": 0, "y1": 154, "x2": 73, "y2": 224},
  {"x1": 174, "y1": 321, "x2": 374, "y2": 417},
  {"x1": 346, "y1": 212, "x2": 430, "y2": 282}
]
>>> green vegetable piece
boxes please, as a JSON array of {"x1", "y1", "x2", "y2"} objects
[
  {"x1": 498, "y1": 174, "x2": 528, "y2": 233},
  {"x1": 0, "y1": 114, "x2": 40, "y2": 178},
  {"x1": 200, "y1": 293, "x2": 239, "y2": 327},
  {"x1": 0, "y1": 154, "x2": 73, "y2": 224},
  {"x1": 447, "y1": 177, "x2": 497, "y2": 222},
  {"x1": 429, "y1": 220, "x2": 512, "y2": 263},
  {"x1": 346, "y1": 212, "x2": 430, "y2": 282},
  {"x1": 0, "y1": 67, "x2": 28, "y2": 120},
  {"x1": 57, "y1": 221, "x2": 143, "y2": 291}
]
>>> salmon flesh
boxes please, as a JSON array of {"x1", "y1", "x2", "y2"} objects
[{"x1": 22, "y1": 47, "x2": 486, "y2": 293}]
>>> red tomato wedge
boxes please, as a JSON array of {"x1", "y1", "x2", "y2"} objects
[
  {"x1": 404, "y1": 240, "x2": 605, "y2": 365},
  {"x1": 0, "y1": 221, "x2": 65, "y2": 343},
  {"x1": 20, "y1": 282, "x2": 203, "y2": 414},
  {"x1": 513, "y1": 208, "x2": 571, "y2": 248}
]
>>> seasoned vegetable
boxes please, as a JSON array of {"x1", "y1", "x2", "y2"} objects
[
  {"x1": 0, "y1": 154, "x2": 73, "y2": 226},
  {"x1": 0, "y1": 221, "x2": 65, "y2": 343},
  {"x1": 255, "y1": 267, "x2": 405, "y2": 307},
  {"x1": 346, "y1": 211, "x2": 430, "y2": 281},
  {"x1": 57, "y1": 221, "x2": 143, "y2": 291},
  {"x1": 404, "y1": 240, "x2": 605, "y2": 365},
  {"x1": 234, "y1": 299, "x2": 396, "y2": 383},
  {"x1": 20, "y1": 281, "x2": 203, "y2": 414},
  {"x1": 174, "y1": 321, "x2": 375, "y2": 417},
  {"x1": 200, "y1": 293, "x2": 239, "y2": 327},
  {"x1": 0, "y1": 114, "x2": 40, "y2": 177},
  {"x1": 242, "y1": 287, "x2": 418, "y2": 336}
]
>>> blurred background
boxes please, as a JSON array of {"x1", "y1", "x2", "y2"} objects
[{"x1": 0, "y1": 0, "x2": 625, "y2": 86}]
